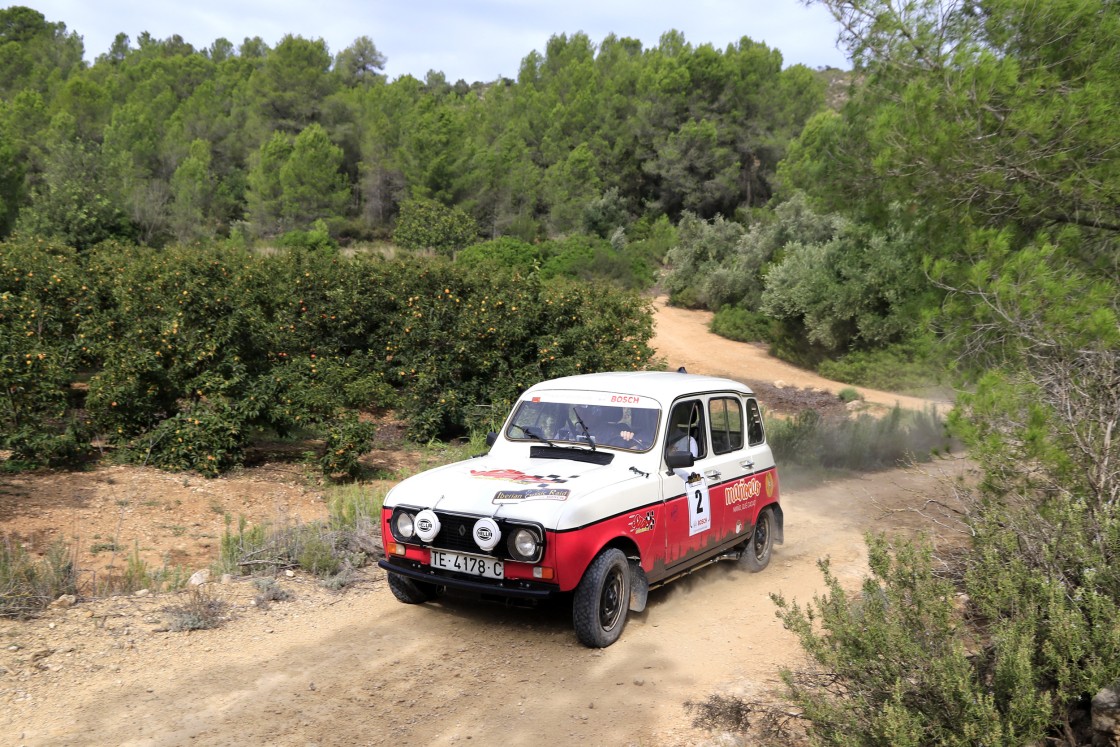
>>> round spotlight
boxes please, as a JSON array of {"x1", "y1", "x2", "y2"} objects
[
  {"x1": 414, "y1": 509, "x2": 441, "y2": 543},
  {"x1": 472, "y1": 517, "x2": 500, "y2": 551}
]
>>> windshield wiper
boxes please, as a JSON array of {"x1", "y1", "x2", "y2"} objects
[
  {"x1": 510, "y1": 424, "x2": 556, "y2": 447},
  {"x1": 571, "y1": 407, "x2": 596, "y2": 451}
]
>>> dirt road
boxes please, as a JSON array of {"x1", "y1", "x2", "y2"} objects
[
  {"x1": 650, "y1": 296, "x2": 945, "y2": 413},
  {"x1": 1, "y1": 300, "x2": 967, "y2": 746}
]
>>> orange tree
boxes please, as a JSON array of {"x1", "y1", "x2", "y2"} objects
[
  {"x1": 348, "y1": 257, "x2": 658, "y2": 439},
  {"x1": 2, "y1": 239, "x2": 657, "y2": 473},
  {"x1": 0, "y1": 237, "x2": 94, "y2": 464}
]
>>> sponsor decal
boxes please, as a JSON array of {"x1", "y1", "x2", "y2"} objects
[
  {"x1": 628, "y1": 510, "x2": 656, "y2": 535},
  {"x1": 493, "y1": 488, "x2": 571, "y2": 503},
  {"x1": 610, "y1": 394, "x2": 641, "y2": 404},
  {"x1": 765, "y1": 472, "x2": 775, "y2": 498},
  {"x1": 476, "y1": 526, "x2": 493, "y2": 541},
  {"x1": 470, "y1": 468, "x2": 579, "y2": 488},
  {"x1": 725, "y1": 477, "x2": 762, "y2": 506},
  {"x1": 417, "y1": 517, "x2": 433, "y2": 532}
]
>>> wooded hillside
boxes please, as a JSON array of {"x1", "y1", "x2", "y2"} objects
[{"x1": 0, "y1": 6, "x2": 827, "y2": 246}]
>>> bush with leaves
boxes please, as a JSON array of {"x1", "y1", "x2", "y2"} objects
[
  {"x1": 319, "y1": 413, "x2": 378, "y2": 478},
  {"x1": 4, "y1": 240, "x2": 656, "y2": 471},
  {"x1": 374, "y1": 258, "x2": 658, "y2": 440},
  {"x1": 538, "y1": 234, "x2": 652, "y2": 290},
  {"x1": 761, "y1": 219, "x2": 928, "y2": 352},
  {"x1": 392, "y1": 197, "x2": 478, "y2": 255},
  {"x1": 709, "y1": 306, "x2": 779, "y2": 344},
  {"x1": 774, "y1": 536, "x2": 1044, "y2": 747},
  {"x1": 456, "y1": 236, "x2": 541, "y2": 273},
  {"x1": 0, "y1": 238, "x2": 93, "y2": 464},
  {"x1": 662, "y1": 212, "x2": 745, "y2": 308},
  {"x1": 770, "y1": 235, "x2": 1120, "y2": 746}
]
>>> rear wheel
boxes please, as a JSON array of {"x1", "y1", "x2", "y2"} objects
[
  {"x1": 573, "y1": 548, "x2": 631, "y2": 648},
  {"x1": 740, "y1": 507, "x2": 774, "y2": 572},
  {"x1": 387, "y1": 572, "x2": 442, "y2": 604}
]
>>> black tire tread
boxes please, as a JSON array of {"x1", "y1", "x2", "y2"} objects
[{"x1": 572, "y1": 548, "x2": 631, "y2": 648}]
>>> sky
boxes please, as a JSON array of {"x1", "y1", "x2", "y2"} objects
[{"x1": 20, "y1": 0, "x2": 850, "y2": 82}]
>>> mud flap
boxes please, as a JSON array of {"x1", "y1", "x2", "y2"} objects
[{"x1": 628, "y1": 560, "x2": 649, "y2": 612}]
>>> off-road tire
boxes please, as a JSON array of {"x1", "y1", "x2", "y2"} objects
[
  {"x1": 573, "y1": 548, "x2": 631, "y2": 648},
  {"x1": 387, "y1": 572, "x2": 442, "y2": 604}
]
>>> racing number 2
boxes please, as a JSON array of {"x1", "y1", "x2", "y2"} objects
[{"x1": 689, "y1": 482, "x2": 711, "y2": 537}]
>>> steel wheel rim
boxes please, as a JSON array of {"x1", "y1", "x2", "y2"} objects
[
  {"x1": 599, "y1": 566, "x2": 624, "y2": 630},
  {"x1": 753, "y1": 514, "x2": 771, "y2": 561}
]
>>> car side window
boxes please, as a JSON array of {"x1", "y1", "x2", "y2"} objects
[
  {"x1": 708, "y1": 397, "x2": 744, "y2": 455},
  {"x1": 665, "y1": 399, "x2": 706, "y2": 460},
  {"x1": 746, "y1": 398, "x2": 765, "y2": 446}
]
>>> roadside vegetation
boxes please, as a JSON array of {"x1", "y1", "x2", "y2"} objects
[{"x1": 684, "y1": 0, "x2": 1120, "y2": 743}]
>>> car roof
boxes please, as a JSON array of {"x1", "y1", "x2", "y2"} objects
[{"x1": 521, "y1": 371, "x2": 755, "y2": 402}]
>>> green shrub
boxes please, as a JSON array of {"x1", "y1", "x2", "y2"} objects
[
  {"x1": 318, "y1": 414, "x2": 378, "y2": 478},
  {"x1": 774, "y1": 536, "x2": 1032, "y2": 746},
  {"x1": 456, "y1": 237, "x2": 540, "y2": 271},
  {"x1": 818, "y1": 338, "x2": 942, "y2": 394},
  {"x1": 216, "y1": 515, "x2": 268, "y2": 576},
  {"x1": 138, "y1": 398, "x2": 249, "y2": 477},
  {"x1": 277, "y1": 220, "x2": 338, "y2": 253},
  {"x1": 709, "y1": 307, "x2": 779, "y2": 343},
  {"x1": 837, "y1": 387, "x2": 862, "y2": 403},
  {"x1": 393, "y1": 197, "x2": 479, "y2": 255},
  {"x1": 296, "y1": 534, "x2": 341, "y2": 576}
]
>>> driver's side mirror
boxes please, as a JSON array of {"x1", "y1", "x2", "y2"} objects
[
  {"x1": 665, "y1": 451, "x2": 695, "y2": 469},
  {"x1": 485, "y1": 431, "x2": 498, "y2": 447}
]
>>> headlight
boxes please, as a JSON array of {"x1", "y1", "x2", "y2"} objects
[
  {"x1": 508, "y1": 527, "x2": 541, "y2": 561},
  {"x1": 394, "y1": 511, "x2": 415, "y2": 539}
]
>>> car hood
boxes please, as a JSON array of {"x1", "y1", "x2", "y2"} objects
[{"x1": 385, "y1": 452, "x2": 647, "y2": 528}]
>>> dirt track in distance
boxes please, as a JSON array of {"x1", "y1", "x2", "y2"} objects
[{"x1": 0, "y1": 299, "x2": 968, "y2": 746}]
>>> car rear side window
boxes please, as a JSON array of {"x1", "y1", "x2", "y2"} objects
[
  {"x1": 746, "y1": 398, "x2": 765, "y2": 446},
  {"x1": 708, "y1": 397, "x2": 744, "y2": 454}
]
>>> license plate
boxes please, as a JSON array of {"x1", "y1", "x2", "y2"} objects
[{"x1": 429, "y1": 550, "x2": 504, "y2": 579}]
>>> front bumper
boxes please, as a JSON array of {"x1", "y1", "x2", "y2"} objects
[{"x1": 378, "y1": 557, "x2": 559, "y2": 600}]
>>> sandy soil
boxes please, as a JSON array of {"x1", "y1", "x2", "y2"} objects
[{"x1": 0, "y1": 299, "x2": 969, "y2": 747}]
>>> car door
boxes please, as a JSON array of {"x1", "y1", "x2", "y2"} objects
[
  {"x1": 712, "y1": 396, "x2": 776, "y2": 541},
  {"x1": 703, "y1": 393, "x2": 756, "y2": 543},
  {"x1": 661, "y1": 398, "x2": 715, "y2": 568}
]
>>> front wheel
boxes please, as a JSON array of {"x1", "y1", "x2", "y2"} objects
[
  {"x1": 387, "y1": 572, "x2": 442, "y2": 604},
  {"x1": 572, "y1": 548, "x2": 631, "y2": 648},
  {"x1": 740, "y1": 507, "x2": 774, "y2": 573}
]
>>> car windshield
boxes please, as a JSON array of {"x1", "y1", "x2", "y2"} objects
[{"x1": 507, "y1": 400, "x2": 660, "y2": 452}]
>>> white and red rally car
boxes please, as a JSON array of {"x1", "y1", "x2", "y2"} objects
[{"x1": 378, "y1": 370, "x2": 782, "y2": 647}]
